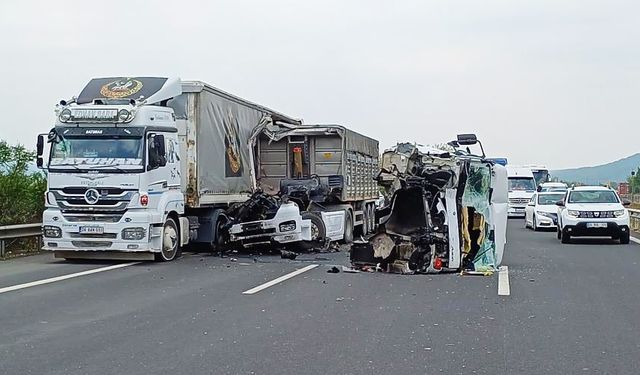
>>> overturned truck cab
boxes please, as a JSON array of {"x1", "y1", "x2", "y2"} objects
[{"x1": 352, "y1": 135, "x2": 508, "y2": 274}]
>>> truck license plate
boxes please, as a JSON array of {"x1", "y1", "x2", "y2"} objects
[
  {"x1": 586, "y1": 223, "x2": 607, "y2": 228},
  {"x1": 79, "y1": 226, "x2": 104, "y2": 234}
]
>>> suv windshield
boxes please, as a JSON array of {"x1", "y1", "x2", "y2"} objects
[
  {"x1": 568, "y1": 190, "x2": 619, "y2": 204},
  {"x1": 538, "y1": 193, "x2": 565, "y2": 205},
  {"x1": 508, "y1": 177, "x2": 536, "y2": 192},
  {"x1": 49, "y1": 136, "x2": 144, "y2": 169}
]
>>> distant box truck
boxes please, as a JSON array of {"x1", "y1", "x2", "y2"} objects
[
  {"x1": 227, "y1": 123, "x2": 380, "y2": 248},
  {"x1": 37, "y1": 77, "x2": 300, "y2": 261}
]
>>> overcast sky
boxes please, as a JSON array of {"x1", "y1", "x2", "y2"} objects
[{"x1": 1, "y1": 0, "x2": 638, "y2": 169}]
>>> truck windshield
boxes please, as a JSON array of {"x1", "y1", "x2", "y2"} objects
[
  {"x1": 49, "y1": 136, "x2": 143, "y2": 170},
  {"x1": 508, "y1": 177, "x2": 536, "y2": 192},
  {"x1": 568, "y1": 190, "x2": 619, "y2": 204}
]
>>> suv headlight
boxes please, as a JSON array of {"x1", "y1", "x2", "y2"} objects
[
  {"x1": 43, "y1": 225, "x2": 62, "y2": 238},
  {"x1": 279, "y1": 220, "x2": 296, "y2": 232},
  {"x1": 567, "y1": 210, "x2": 580, "y2": 218},
  {"x1": 614, "y1": 209, "x2": 626, "y2": 217},
  {"x1": 537, "y1": 212, "x2": 553, "y2": 218}
]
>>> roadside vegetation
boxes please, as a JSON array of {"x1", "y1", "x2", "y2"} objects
[{"x1": 0, "y1": 140, "x2": 46, "y2": 257}]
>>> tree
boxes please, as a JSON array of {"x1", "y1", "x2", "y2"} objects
[
  {"x1": 628, "y1": 168, "x2": 640, "y2": 194},
  {"x1": 0, "y1": 140, "x2": 46, "y2": 226}
]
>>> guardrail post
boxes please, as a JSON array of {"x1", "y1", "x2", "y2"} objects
[{"x1": 0, "y1": 239, "x2": 5, "y2": 258}]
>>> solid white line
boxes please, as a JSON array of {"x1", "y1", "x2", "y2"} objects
[
  {"x1": 242, "y1": 264, "x2": 319, "y2": 295},
  {"x1": 498, "y1": 265, "x2": 510, "y2": 296},
  {"x1": 630, "y1": 236, "x2": 640, "y2": 245},
  {"x1": 0, "y1": 262, "x2": 138, "y2": 295}
]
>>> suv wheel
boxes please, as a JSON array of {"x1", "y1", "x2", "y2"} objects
[
  {"x1": 620, "y1": 232, "x2": 630, "y2": 245},
  {"x1": 557, "y1": 226, "x2": 562, "y2": 240},
  {"x1": 561, "y1": 230, "x2": 571, "y2": 244}
]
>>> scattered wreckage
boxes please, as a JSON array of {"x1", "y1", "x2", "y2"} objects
[{"x1": 351, "y1": 134, "x2": 508, "y2": 274}]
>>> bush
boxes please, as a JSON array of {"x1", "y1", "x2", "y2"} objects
[{"x1": 0, "y1": 140, "x2": 46, "y2": 226}]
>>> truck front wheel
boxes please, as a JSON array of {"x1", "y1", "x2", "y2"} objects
[
  {"x1": 298, "y1": 212, "x2": 327, "y2": 251},
  {"x1": 155, "y1": 218, "x2": 181, "y2": 262}
]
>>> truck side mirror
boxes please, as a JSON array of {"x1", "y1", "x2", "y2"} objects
[{"x1": 36, "y1": 134, "x2": 45, "y2": 169}]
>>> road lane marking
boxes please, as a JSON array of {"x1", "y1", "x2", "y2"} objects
[
  {"x1": 498, "y1": 265, "x2": 510, "y2": 296},
  {"x1": 0, "y1": 263, "x2": 138, "y2": 295},
  {"x1": 242, "y1": 264, "x2": 319, "y2": 295},
  {"x1": 630, "y1": 236, "x2": 640, "y2": 245}
]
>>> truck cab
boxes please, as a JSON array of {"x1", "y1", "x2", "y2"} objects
[
  {"x1": 39, "y1": 77, "x2": 187, "y2": 261},
  {"x1": 506, "y1": 166, "x2": 536, "y2": 217}
]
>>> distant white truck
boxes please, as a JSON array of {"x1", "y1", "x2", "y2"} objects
[{"x1": 506, "y1": 166, "x2": 537, "y2": 217}]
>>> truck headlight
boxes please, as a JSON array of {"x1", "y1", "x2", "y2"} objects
[
  {"x1": 59, "y1": 109, "x2": 72, "y2": 122},
  {"x1": 279, "y1": 220, "x2": 296, "y2": 232},
  {"x1": 43, "y1": 225, "x2": 62, "y2": 238},
  {"x1": 122, "y1": 227, "x2": 146, "y2": 240},
  {"x1": 614, "y1": 209, "x2": 626, "y2": 217},
  {"x1": 567, "y1": 210, "x2": 580, "y2": 218},
  {"x1": 118, "y1": 109, "x2": 132, "y2": 122}
]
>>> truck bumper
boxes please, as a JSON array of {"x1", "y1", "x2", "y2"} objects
[{"x1": 41, "y1": 209, "x2": 163, "y2": 253}]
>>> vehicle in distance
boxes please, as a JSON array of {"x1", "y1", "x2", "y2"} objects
[
  {"x1": 539, "y1": 181, "x2": 568, "y2": 192},
  {"x1": 556, "y1": 186, "x2": 631, "y2": 244},
  {"x1": 506, "y1": 166, "x2": 537, "y2": 217},
  {"x1": 525, "y1": 192, "x2": 566, "y2": 230}
]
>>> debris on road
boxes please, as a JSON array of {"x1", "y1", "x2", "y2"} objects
[
  {"x1": 327, "y1": 266, "x2": 340, "y2": 273},
  {"x1": 280, "y1": 250, "x2": 299, "y2": 260}
]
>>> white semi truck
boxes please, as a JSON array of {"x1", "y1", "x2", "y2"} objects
[{"x1": 37, "y1": 77, "x2": 302, "y2": 261}]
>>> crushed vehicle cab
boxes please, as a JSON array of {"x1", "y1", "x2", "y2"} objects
[
  {"x1": 351, "y1": 134, "x2": 508, "y2": 274},
  {"x1": 227, "y1": 123, "x2": 379, "y2": 249}
]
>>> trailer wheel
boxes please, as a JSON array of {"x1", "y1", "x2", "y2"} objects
[
  {"x1": 343, "y1": 210, "x2": 354, "y2": 244},
  {"x1": 362, "y1": 206, "x2": 370, "y2": 234},
  {"x1": 155, "y1": 218, "x2": 180, "y2": 262},
  {"x1": 368, "y1": 204, "x2": 376, "y2": 233}
]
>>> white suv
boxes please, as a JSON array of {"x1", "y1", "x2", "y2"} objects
[{"x1": 557, "y1": 186, "x2": 631, "y2": 244}]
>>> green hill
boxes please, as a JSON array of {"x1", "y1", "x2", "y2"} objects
[{"x1": 551, "y1": 153, "x2": 640, "y2": 185}]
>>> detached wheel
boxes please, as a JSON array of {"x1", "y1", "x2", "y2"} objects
[
  {"x1": 155, "y1": 218, "x2": 180, "y2": 261},
  {"x1": 620, "y1": 232, "x2": 630, "y2": 245},
  {"x1": 343, "y1": 210, "x2": 354, "y2": 244}
]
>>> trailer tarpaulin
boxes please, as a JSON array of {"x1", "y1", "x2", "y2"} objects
[{"x1": 197, "y1": 90, "x2": 265, "y2": 195}]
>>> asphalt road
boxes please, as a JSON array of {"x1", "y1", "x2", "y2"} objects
[{"x1": 1, "y1": 220, "x2": 639, "y2": 375}]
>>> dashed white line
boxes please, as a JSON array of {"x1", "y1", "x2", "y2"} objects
[
  {"x1": 0, "y1": 263, "x2": 138, "y2": 295},
  {"x1": 498, "y1": 265, "x2": 510, "y2": 296},
  {"x1": 630, "y1": 236, "x2": 640, "y2": 245},
  {"x1": 242, "y1": 264, "x2": 319, "y2": 295}
]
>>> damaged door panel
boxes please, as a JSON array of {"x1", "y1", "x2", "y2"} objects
[{"x1": 352, "y1": 137, "x2": 507, "y2": 274}]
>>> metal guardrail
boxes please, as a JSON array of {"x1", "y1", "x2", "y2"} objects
[
  {"x1": 629, "y1": 209, "x2": 640, "y2": 233},
  {"x1": 0, "y1": 223, "x2": 42, "y2": 257},
  {"x1": 620, "y1": 194, "x2": 640, "y2": 205}
]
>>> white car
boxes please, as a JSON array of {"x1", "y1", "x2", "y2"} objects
[
  {"x1": 525, "y1": 192, "x2": 566, "y2": 230},
  {"x1": 557, "y1": 186, "x2": 631, "y2": 244},
  {"x1": 539, "y1": 182, "x2": 568, "y2": 192}
]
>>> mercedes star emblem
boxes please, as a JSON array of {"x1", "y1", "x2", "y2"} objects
[{"x1": 84, "y1": 188, "x2": 100, "y2": 205}]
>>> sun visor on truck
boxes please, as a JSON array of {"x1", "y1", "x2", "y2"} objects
[{"x1": 77, "y1": 77, "x2": 181, "y2": 105}]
